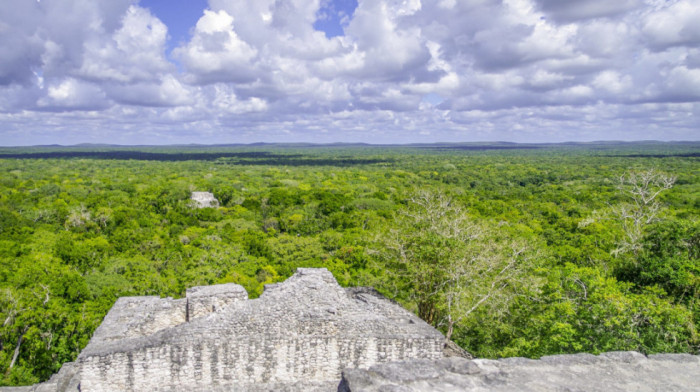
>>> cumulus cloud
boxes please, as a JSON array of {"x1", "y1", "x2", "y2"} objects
[
  {"x1": 0, "y1": 0, "x2": 698, "y2": 144},
  {"x1": 0, "y1": 0, "x2": 173, "y2": 109},
  {"x1": 210, "y1": 84, "x2": 268, "y2": 114},
  {"x1": 106, "y1": 75, "x2": 193, "y2": 107},
  {"x1": 664, "y1": 66, "x2": 700, "y2": 102},
  {"x1": 534, "y1": 0, "x2": 643, "y2": 23},
  {"x1": 174, "y1": 9, "x2": 258, "y2": 84},
  {"x1": 33, "y1": 0, "x2": 136, "y2": 78},
  {"x1": 78, "y1": 5, "x2": 172, "y2": 83},
  {"x1": 342, "y1": 0, "x2": 431, "y2": 79},
  {"x1": 642, "y1": 0, "x2": 700, "y2": 50},
  {"x1": 0, "y1": 1, "x2": 44, "y2": 86},
  {"x1": 37, "y1": 78, "x2": 110, "y2": 111},
  {"x1": 592, "y1": 71, "x2": 633, "y2": 95}
]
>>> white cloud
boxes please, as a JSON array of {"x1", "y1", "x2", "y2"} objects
[
  {"x1": 534, "y1": 0, "x2": 642, "y2": 23},
  {"x1": 35, "y1": 0, "x2": 135, "y2": 77},
  {"x1": 106, "y1": 75, "x2": 193, "y2": 107},
  {"x1": 79, "y1": 6, "x2": 172, "y2": 83},
  {"x1": 342, "y1": 1, "x2": 431, "y2": 79},
  {"x1": 211, "y1": 84, "x2": 268, "y2": 114},
  {"x1": 592, "y1": 71, "x2": 633, "y2": 95},
  {"x1": 37, "y1": 78, "x2": 109, "y2": 110},
  {"x1": 0, "y1": 0, "x2": 698, "y2": 144},
  {"x1": 0, "y1": 1, "x2": 45, "y2": 85},
  {"x1": 528, "y1": 70, "x2": 573, "y2": 90},
  {"x1": 174, "y1": 9, "x2": 258, "y2": 84},
  {"x1": 665, "y1": 66, "x2": 700, "y2": 101},
  {"x1": 642, "y1": 0, "x2": 700, "y2": 50},
  {"x1": 574, "y1": 20, "x2": 634, "y2": 59}
]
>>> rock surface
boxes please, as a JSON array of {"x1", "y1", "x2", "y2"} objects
[
  {"x1": 8, "y1": 268, "x2": 442, "y2": 391},
  {"x1": 339, "y1": 352, "x2": 700, "y2": 392},
  {"x1": 190, "y1": 191, "x2": 219, "y2": 208},
  {"x1": 4, "y1": 268, "x2": 698, "y2": 391}
]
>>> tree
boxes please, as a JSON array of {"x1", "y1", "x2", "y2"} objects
[
  {"x1": 441, "y1": 238, "x2": 536, "y2": 342},
  {"x1": 378, "y1": 190, "x2": 537, "y2": 342},
  {"x1": 612, "y1": 169, "x2": 675, "y2": 258}
]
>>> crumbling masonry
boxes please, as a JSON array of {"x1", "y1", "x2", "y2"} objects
[
  {"x1": 12, "y1": 268, "x2": 443, "y2": 391},
  {"x1": 4, "y1": 268, "x2": 698, "y2": 392}
]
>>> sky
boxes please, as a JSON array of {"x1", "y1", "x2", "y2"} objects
[{"x1": 0, "y1": 0, "x2": 699, "y2": 146}]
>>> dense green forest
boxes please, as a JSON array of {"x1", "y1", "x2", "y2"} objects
[{"x1": 0, "y1": 142, "x2": 698, "y2": 386}]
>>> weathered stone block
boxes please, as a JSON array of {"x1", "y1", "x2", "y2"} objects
[
  {"x1": 10, "y1": 269, "x2": 695, "y2": 392},
  {"x1": 89, "y1": 296, "x2": 187, "y2": 342},
  {"x1": 190, "y1": 192, "x2": 219, "y2": 208},
  {"x1": 339, "y1": 352, "x2": 700, "y2": 392},
  {"x1": 186, "y1": 283, "x2": 248, "y2": 320},
  {"x1": 22, "y1": 268, "x2": 443, "y2": 391}
]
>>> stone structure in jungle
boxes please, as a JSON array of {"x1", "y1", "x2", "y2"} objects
[
  {"x1": 10, "y1": 268, "x2": 443, "y2": 391},
  {"x1": 4, "y1": 268, "x2": 698, "y2": 392},
  {"x1": 190, "y1": 191, "x2": 219, "y2": 208}
]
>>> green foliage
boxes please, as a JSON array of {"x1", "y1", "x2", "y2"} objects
[
  {"x1": 375, "y1": 191, "x2": 540, "y2": 342},
  {"x1": 616, "y1": 220, "x2": 699, "y2": 305},
  {"x1": 459, "y1": 263, "x2": 696, "y2": 358},
  {"x1": 0, "y1": 142, "x2": 698, "y2": 385}
]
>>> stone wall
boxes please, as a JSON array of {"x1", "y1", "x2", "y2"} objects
[
  {"x1": 89, "y1": 297, "x2": 186, "y2": 342},
  {"x1": 78, "y1": 336, "x2": 442, "y2": 391},
  {"x1": 185, "y1": 283, "x2": 247, "y2": 320},
  {"x1": 6, "y1": 268, "x2": 696, "y2": 392},
  {"x1": 339, "y1": 352, "x2": 700, "y2": 392},
  {"x1": 20, "y1": 268, "x2": 443, "y2": 391},
  {"x1": 88, "y1": 282, "x2": 247, "y2": 344}
]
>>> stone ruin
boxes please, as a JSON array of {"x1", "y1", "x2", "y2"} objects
[
  {"x1": 190, "y1": 191, "x2": 219, "y2": 208},
  {"x1": 339, "y1": 352, "x2": 700, "y2": 391},
  {"x1": 3, "y1": 268, "x2": 698, "y2": 392},
  {"x1": 7, "y1": 268, "x2": 443, "y2": 391}
]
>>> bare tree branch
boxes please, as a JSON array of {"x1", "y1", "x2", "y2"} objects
[
  {"x1": 8, "y1": 325, "x2": 29, "y2": 371},
  {"x1": 611, "y1": 169, "x2": 675, "y2": 257},
  {"x1": 380, "y1": 190, "x2": 539, "y2": 343}
]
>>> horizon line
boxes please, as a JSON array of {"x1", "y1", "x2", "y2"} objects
[{"x1": 2, "y1": 140, "x2": 700, "y2": 149}]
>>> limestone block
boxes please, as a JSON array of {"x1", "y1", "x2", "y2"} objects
[
  {"x1": 186, "y1": 283, "x2": 248, "y2": 320},
  {"x1": 190, "y1": 192, "x2": 219, "y2": 208},
  {"x1": 3, "y1": 269, "x2": 699, "y2": 392},
  {"x1": 72, "y1": 268, "x2": 444, "y2": 391},
  {"x1": 338, "y1": 352, "x2": 700, "y2": 392},
  {"x1": 88, "y1": 296, "x2": 186, "y2": 343}
]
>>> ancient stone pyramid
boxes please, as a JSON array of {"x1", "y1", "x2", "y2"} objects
[{"x1": 25, "y1": 268, "x2": 444, "y2": 391}]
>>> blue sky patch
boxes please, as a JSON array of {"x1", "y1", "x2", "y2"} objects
[
  {"x1": 313, "y1": 0, "x2": 358, "y2": 38},
  {"x1": 139, "y1": 0, "x2": 208, "y2": 53}
]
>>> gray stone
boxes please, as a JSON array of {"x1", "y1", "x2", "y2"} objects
[
  {"x1": 443, "y1": 339, "x2": 473, "y2": 359},
  {"x1": 186, "y1": 283, "x2": 247, "y2": 320},
  {"x1": 339, "y1": 352, "x2": 700, "y2": 392},
  {"x1": 11, "y1": 268, "x2": 443, "y2": 391},
  {"x1": 190, "y1": 191, "x2": 219, "y2": 208},
  {"x1": 5, "y1": 268, "x2": 699, "y2": 392}
]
